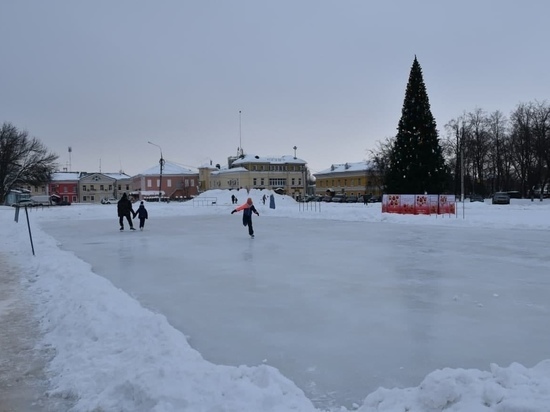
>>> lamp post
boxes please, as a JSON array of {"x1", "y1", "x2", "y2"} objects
[{"x1": 148, "y1": 141, "x2": 164, "y2": 202}]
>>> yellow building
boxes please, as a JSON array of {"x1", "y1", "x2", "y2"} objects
[
  {"x1": 314, "y1": 161, "x2": 382, "y2": 197},
  {"x1": 199, "y1": 154, "x2": 308, "y2": 197}
]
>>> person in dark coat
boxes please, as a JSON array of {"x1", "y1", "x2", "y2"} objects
[
  {"x1": 231, "y1": 197, "x2": 259, "y2": 238},
  {"x1": 135, "y1": 201, "x2": 148, "y2": 231},
  {"x1": 117, "y1": 193, "x2": 135, "y2": 231}
]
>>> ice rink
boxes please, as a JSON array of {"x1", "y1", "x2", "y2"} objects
[{"x1": 40, "y1": 210, "x2": 550, "y2": 409}]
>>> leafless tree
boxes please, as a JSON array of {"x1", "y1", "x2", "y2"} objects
[{"x1": 0, "y1": 122, "x2": 58, "y2": 203}]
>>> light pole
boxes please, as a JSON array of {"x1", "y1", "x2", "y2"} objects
[{"x1": 148, "y1": 141, "x2": 165, "y2": 202}]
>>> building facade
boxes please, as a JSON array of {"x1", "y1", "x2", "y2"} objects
[
  {"x1": 49, "y1": 172, "x2": 83, "y2": 204},
  {"x1": 201, "y1": 154, "x2": 308, "y2": 197},
  {"x1": 79, "y1": 172, "x2": 132, "y2": 204},
  {"x1": 314, "y1": 161, "x2": 383, "y2": 197},
  {"x1": 131, "y1": 161, "x2": 199, "y2": 201}
]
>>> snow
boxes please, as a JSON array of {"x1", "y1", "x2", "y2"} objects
[{"x1": 2, "y1": 190, "x2": 550, "y2": 411}]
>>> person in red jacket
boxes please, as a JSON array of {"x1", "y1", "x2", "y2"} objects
[{"x1": 231, "y1": 197, "x2": 260, "y2": 238}]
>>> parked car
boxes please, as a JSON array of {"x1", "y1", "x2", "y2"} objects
[
  {"x1": 101, "y1": 197, "x2": 118, "y2": 204},
  {"x1": 322, "y1": 196, "x2": 333, "y2": 202},
  {"x1": 345, "y1": 195, "x2": 358, "y2": 203},
  {"x1": 507, "y1": 191, "x2": 521, "y2": 199},
  {"x1": 469, "y1": 194, "x2": 484, "y2": 202},
  {"x1": 492, "y1": 192, "x2": 510, "y2": 205},
  {"x1": 368, "y1": 195, "x2": 381, "y2": 203},
  {"x1": 331, "y1": 195, "x2": 346, "y2": 203}
]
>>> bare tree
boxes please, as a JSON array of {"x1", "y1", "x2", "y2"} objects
[
  {"x1": 0, "y1": 122, "x2": 58, "y2": 203},
  {"x1": 509, "y1": 103, "x2": 535, "y2": 195},
  {"x1": 486, "y1": 110, "x2": 510, "y2": 194}
]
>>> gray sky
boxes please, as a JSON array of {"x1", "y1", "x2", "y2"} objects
[{"x1": 1, "y1": 1, "x2": 549, "y2": 176}]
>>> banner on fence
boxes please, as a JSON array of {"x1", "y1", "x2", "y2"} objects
[{"x1": 382, "y1": 194, "x2": 456, "y2": 215}]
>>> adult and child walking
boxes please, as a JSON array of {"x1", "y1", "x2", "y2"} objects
[{"x1": 117, "y1": 193, "x2": 148, "y2": 231}]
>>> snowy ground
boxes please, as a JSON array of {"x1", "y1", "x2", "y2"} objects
[{"x1": 1, "y1": 189, "x2": 550, "y2": 411}]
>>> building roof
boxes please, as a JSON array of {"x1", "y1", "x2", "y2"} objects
[
  {"x1": 231, "y1": 154, "x2": 307, "y2": 166},
  {"x1": 103, "y1": 173, "x2": 131, "y2": 180},
  {"x1": 211, "y1": 167, "x2": 248, "y2": 176},
  {"x1": 51, "y1": 172, "x2": 83, "y2": 181},
  {"x1": 315, "y1": 161, "x2": 373, "y2": 176},
  {"x1": 138, "y1": 161, "x2": 197, "y2": 176}
]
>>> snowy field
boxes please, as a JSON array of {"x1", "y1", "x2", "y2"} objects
[{"x1": 1, "y1": 189, "x2": 550, "y2": 411}]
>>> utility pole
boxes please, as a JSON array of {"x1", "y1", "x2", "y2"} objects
[{"x1": 148, "y1": 141, "x2": 164, "y2": 202}]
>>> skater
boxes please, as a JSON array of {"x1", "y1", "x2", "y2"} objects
[
  {"x1": 117, "y1": 193, "x2": 136, "y2": 231},
  {"x1": 262, "y1": 194, "x2": 266, "y2": 205},
  {"x1": 135, "y1": 201, "x2": 148, "y2": 230},
  {"x1": 231, "y1": 197, "x2": 259, "y2": 238},
  {"x1": 231, "y1": 194, "x2": 236, "y2": 204}
]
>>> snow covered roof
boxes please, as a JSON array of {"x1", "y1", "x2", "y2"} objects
[
  {"x1": 315, "y1": 161, "x2": 373, "y2": 176},
  {"x1": 211, "y1": 167, "x2": 248, "y2": 175},
  {"x1": 51, "y1": 172, "x2": 83, "y2": 181},
  {"x1": 231, "y1": 154, "x2": 307, "y2": 166},
  {"x1": 138, "y1": 161, "x2": 197, "y2": 176},
  {"x1": 103, "y1": 173, "x2": 131, "y2": 180}
]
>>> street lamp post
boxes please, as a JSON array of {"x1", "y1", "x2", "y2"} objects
[{"x1": 148, "y1": 141, "x2": 165, "y2": 202}]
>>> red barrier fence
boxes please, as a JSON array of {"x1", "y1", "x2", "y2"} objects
[{"x1": 382, "y1": 194, "x2": 456, "y2": 215}]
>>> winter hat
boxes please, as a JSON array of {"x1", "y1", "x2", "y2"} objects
[
  {"x1": 247, "y1": 198, "x2": 253, "y2": 205},
  {"x1": 140, "y1": 201, "x2": 144, "y2": 205}
]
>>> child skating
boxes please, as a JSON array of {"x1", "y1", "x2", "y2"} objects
[
  {"x1": 135, "y1": 201, "x2": 149, "y2": 230},
  {"x1": 231, "y1": 197, "x2": 259, "y2": 238}
]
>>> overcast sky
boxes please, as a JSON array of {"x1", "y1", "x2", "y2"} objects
[{"x1": 1, "y1": 1, "x2": 549, "y2": 176}]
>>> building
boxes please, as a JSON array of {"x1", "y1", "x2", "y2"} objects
[
  {"x1": 201, "y1": 154, "x2": 308, "y2": 197},
  {"x1": 314, "y1": 161, "x2": 382, "y2": 197},
  {"x1": 131, "y1": 161, "x2": 199, "y2": 201},
  {"x1": 79, "y1": 172, "x2": 132, "y2": 204},
  {"x1": 49, "y1": 172, "x2": 84, "y2": 204}
]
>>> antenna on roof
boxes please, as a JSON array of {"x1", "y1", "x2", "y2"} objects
[
  {"x1": 239, "y1": 110, "x2": 243, "y2": 156},
  {"x1": 68, "y1": 146, "x2": 72, "y2": 172}
]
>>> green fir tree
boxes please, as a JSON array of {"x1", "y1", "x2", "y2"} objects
[{"x1": 385, "y1": 56, "x2": 448, "y2": 194}]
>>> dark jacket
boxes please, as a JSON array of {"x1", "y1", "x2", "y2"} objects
[
  {"x1": 136, "y1": 205, "x2": 148, "y2": 219},
  {"x1": 117, "y1": 195, "x2": 134, "y2": 217}
]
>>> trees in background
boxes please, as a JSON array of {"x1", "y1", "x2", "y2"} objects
[
  {"x1": 0, "y1": 122, "x2": 58, "y2": 204},
  {"x1": 439, "y1": 101, "x2": 550, "y2": 197},
  {"x1": 384, "y1": 57, "x2": 448, "y2": 194},
  {"x1": 366, "y1": 55, "x2": 549, "y2": 198}
]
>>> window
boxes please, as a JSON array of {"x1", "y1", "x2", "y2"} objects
[
  {"x1": 100, "y1": 185, "x2": 104, "y2": 190},
  {"x1": 83, "y1": 196, "x2": 87, "y2": 201},
  {"x1": 83, "y1": 185, "x2": 87, "y2": 191},
  {"x1": 147, "y1": 179, "x2": 152, "y2": 188},
  {"x1": 269, "y1": 178, "x2": 287, "y2": 186},
  {"x1": 90, "y1": 184, "x2": 95, "y2": 191},
  {"x1": 63, "y1": 187, "x2": 67, "y2": 193},
  {"x1": 167, "y1": 179, "x2": 172, "y2": 188},
  {"x1": 184, "y1": 179, "x2": 189, "y2": 187},
  {"x1": 292, "y1": 178, "x2": 295, "y2": 185},
  {"x1": 156, "y1": 180, "x2": 159, "y2": 188},
  {"x1": 261, "y1": 178, "x2": 264, "y2": 185},
  {"x1": 118, "y1": 185, "x2": 122, "y2": 190},
  {"x1": 191, "y1": 180, "x2": 195, "y2": 187},
  {"x1": 108, "y1": 185, "x2": 112, "y2": 191},
  {"x1": 253, "y1": 178, "x2": 257, "y2": 186},
  {"x1": 125, "y1": 185, "x2": 130, "y2": 190}
]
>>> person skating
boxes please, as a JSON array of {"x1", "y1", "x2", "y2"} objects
[
  {"x1": 117, "y1": 193, "x2": 136, "y2": 231},
  {"x1": 231, "y1": 197, "x2": 259, "y2": 238},
  {"x1": 135, "y1": 201, "x2": 148, "y2": 230}
]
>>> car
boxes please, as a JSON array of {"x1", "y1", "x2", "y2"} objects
[
  {"x1": 346, "y1": 196, "x2": 358, "y2": 203},
  {"x1": 101, "y1": 198, "x2": 118, "y2": 204},
  {"x1": 469, "y1": 194, "x2": 484, "y2": 202},
  {"x1": 322, "y1": 196, "x2": 333, "y2": 202},
  {"x1": 492, "y1": 192, "x2": 510, "y2": 205},
  {"x1": 331, "y1": 195, "x2": 346, "y2": 203}
]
